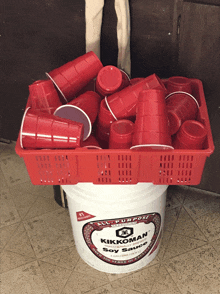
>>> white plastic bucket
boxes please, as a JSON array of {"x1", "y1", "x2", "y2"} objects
[{"x1": 62, "y1": 183, "x2": 168, "y2": 274}]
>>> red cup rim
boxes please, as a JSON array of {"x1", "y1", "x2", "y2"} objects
[
  {"x1": 130, "y1": 144, "x2": 174, "y2": 151},
  {"x1": 82, "y1": 146, "x2": 102, "y2": 150},
  {"x1": 54, "y1": 104, "x2": 92, "y2": 140},
  {"x1": 45, "y1": 72, "x2": 68, "y2": 103},
  {"x1": 105, "y1": 96, "x2": 118, "y2": 120},
  {"x1": 120, "y1": 69, "x2": 130, "y2": 81},
  {"x1": 20, "y1": 107, "x2": 31, "y2": 149},
  {"x1": 165, "y1": 91, "x2": 199, "y2": 109}
]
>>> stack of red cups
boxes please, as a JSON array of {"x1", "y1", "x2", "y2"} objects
[{"x1": 131, "y1": 89, "x2": 173, "y2": 150}]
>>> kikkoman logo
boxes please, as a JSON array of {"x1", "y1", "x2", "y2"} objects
[{"x1": 116, "y1": 227, "x2": 134, "y2": 238}]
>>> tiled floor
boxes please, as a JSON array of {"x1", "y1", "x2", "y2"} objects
[{"x1": 1, "y1": 141, "x2": 220, "y2": 294}]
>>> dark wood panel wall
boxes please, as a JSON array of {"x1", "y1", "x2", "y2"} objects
[
  {"x1": 130, "y1": 0, "x2": 177, "y2": 78},
  {"x1": 178, "y1": 2, "x2": 220, "y2": 93}
]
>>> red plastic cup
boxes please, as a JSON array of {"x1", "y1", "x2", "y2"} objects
[
  {"x1": 131, "y1": 131, "x2": 173, "y2": 150},
  {"x1": 54, "y1": 91, "x2": 101, "y2": 140},
  {"x1": 134, "y1": 116, "x2": 170, "y2": 133},
  {"x1": 95, "y1": 65, "x2": 130, "y2": 96},
  {"x1": 46, "y1": 51, "x2": 103, "y2": 102},
  {"x1": 130, "y1": 78, "x2": 145, "y2": 86},
  {"x1": 95, "y1": 99, "x2": 116, "y2": 148},
  {"x1": 166, "y1": 76, "x2": 192, "y2": 94},
  {"x1": 29, "y1": 79, "x2": 62, "y2": 114},
  {"x1": 166, "y1": 91, "x2": 199, "y2": 135},
  {"x1": 20, "y1": 108, "x2": 84, "y2": 149},
  {"x1": 131, "y1": 89, "x2": 173, "y2": 150},
  {"x1": 109, "y1": 120, "x2": 134, "y2": 149},
  {"x1": 173, "y1": 120, "x2": 207, "y2": 149},
  {"x1": 105, "y1": 73, "x2": 167, "y2": 120},
  {"x1": 81, "y1": 135, "x2": 102, "y2": 149},
  {"x1": 136, "y1": 88, "x2": 168, "y2": 117}
]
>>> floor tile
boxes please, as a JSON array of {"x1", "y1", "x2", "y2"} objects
[
  {"x1": 0, "y1": 222, "x2": 20, "y2": 252},
  {"x1": 42, "y1": 185, "x2": 55, "y2": 199},
  {"x1": 9, "y1": 182, "x2": 57, "y2": 219},
  {"x1": 0, "y1": 153, "x2": 30, "y2": 186},
  {"x1": 9, "y1": 185, "x2": 39, "y2": 219},
  {"x1": 194, "y1": 211, "x2": 220, "y2": 242},
  {"x1": 0, "y1": 250, "x2": 35, "y2": 274},
  {"x1": 83, "y1": 284, "x2": 115, "y2": 294},
  {"x1": 163, "y1": 233, "x2": 207, "y2": 260},
  {"x1": 0, "y1": 167, "x2": 8, "y2": 190},
  {"x1": 74, "y1": 258, "x2": 109, "y2": 281},
  {"x1": 165, "y1": 244, "x2": 220, "y2": 294},
  {"x1": 4, "y1": 223, "x2": 36, "y2": 258},
  {"x1": 156, "y1": 230, "x2": 172, "y2": 262},
  {"x1": 150, "y1": 265, "x2": 181, "y2": 294},
  {"x1": 184, "y1": 194, "x2": 220, "y2": 220},
  {"x1": 40, "y1": 246, "x2": 80, "y2": 270},
  {"x1": 23, "y1": 209, "x2": 74, "y2": 259},
  {"x1": 38, "y1": 260, "x2": 72, "y2": 294},
  {"x1": 166, "y1": 187, "x2": 185, "y2": 210},
  {"x1": 0, "y1": 141, "x2": 16, "y2": 157},
  {"x1": 166, "y1": 186, "x2": 187, "y2": 208},
  {"x1": 110, "y1": 264, "x2": 159, "y2": 293},
  {"x1": 172, "y1": 206, "x2": 207, "y2": 241},
  {"x1": 106, "y1": 271, "x2": 133, "y2": 282},
  {"x1": 0, "y1": 260, "x2": 50, "y2": 294},
  {"x1": 164, "y1": 206, "x2": 181, "y2": 233},
  {"x1": 86, "y1": 283, "x2": 141, "y2": 294},
  {"x1": 210, "y1": 238, "x2": 220, "y2": 253},
  {"x1": 0, "y1": 189, "x2": 21, "y2": 228},
  {"x1": 61, "y1": 271, "x2": 109, "y2": 294},
  {"x1": 0, "y1": 142, "x2": 7, "y2": 154},
  {"x1": 23, "y1": 193, "x2": 60, "y2": 220},
  {"x1": 10, "y1": 180, "x2": 49, "y2": 199}
]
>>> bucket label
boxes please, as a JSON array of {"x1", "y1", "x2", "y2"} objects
[{"x1": 82, "y1": 213, "x2": 161, "y2": 265}]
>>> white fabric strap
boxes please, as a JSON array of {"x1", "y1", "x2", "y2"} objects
[
  {"x1": 85, "y1": 0, "x2": 105, "y2": 59},
  {"x1": 114, "y1": 0, "x2": 131, "y2": 76},
  {"x1": 85, "y1": 0, "x2": 131, "y2": 76}
]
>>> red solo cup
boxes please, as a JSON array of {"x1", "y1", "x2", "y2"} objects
[
  {"x1": 46, "y1": 51, "x2": 103, "y2": 102},
  {"x1": 130, "y1": 78, "x2": 145, "y2": 86},
  {"x1": 96, "y1": 99, "x2": 116, "y2": 136},
  {"x1": 95, "y1": 66, "x2": 130, "y2": 96},
  {"x1": 143, "y1": 74, "x2": 168, "y2": 94},
  {"x1": 166, "y1": 91, "x2": 199, "y2": 135},
  {"x1": 134, "y1": 116, "x2": 170, "y2": 133},
  {"x1": 54, "y1": 91, "x2": 101, "y2": 140},
  {"x1": 81, "y1": 135, "x2": 102, "y2": 149},
  {"x1": 76, "y1": 79, "x2": 96, "y2": 96},
  {"x1": 166, "y1": 76, "x2": 192, "y2": 94},
  {"x1": 109, "y1": 120, "x2": 134, "y2": 149},
  {"x1": 20, "y1": 108, "x2": 84, "y2": 149},
  {"x1": 173, "y1": 120, "x2": 207, "y2": 150},
  {"x1": 136, "y1": 89, "x2": 167, "y2": 117},
  {"x1": 105, "y1": 74, "x2": 167, "y2": 120},
  {"x1": 96, "y1": 99, "x2": 116, "y2": 148},
  {"x1": 132, "y1": 131, "x2": 172, "y2": 146},
  {"x1": 29, "y1": 79, "x2": 62, "y2": 114},
  {"x1": 131, "y1": 89, "x2": 173, "y2": 150}
]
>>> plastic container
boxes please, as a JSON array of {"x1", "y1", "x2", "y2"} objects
[
  {"x1": 62, "y1": 182, "x2": 168, "y2": 273},
  {"x1": 15, "y1": 79, "x2": 214, "y2": 186}
]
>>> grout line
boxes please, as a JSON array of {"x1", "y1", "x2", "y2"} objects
[
  {"x1": 179, "y1": 205, "x2": 209, "y2": 241},
  {"x1": 36, "y1": 259, "x2": 52, "y2": 294},
  {"x1": 0, "y1": 258, "x2": 37, "y2": 275},
  {"x1": 162, "y1": 242, "x2": 211, "y2": 265}
]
